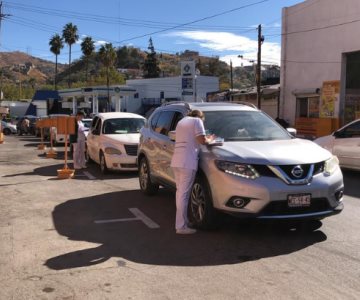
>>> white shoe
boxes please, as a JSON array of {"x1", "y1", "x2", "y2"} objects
[{"x1": 176, "y1": 227, "x2": 197, "y2": 235}]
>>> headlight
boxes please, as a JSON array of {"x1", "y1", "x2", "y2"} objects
[
  {"x1": 324, "y1": 155, "x2": 339, "y2": 176},
  {"x1": 104, "y1": 147, "x2": 122, "y2": 155},
  {"x1": 215, "y1": 160, "x2": 259, "y2": 179}
]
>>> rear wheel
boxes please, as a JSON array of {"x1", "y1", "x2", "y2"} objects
[
  {"x1": 138, "y1": 156, "x2": 159, "y2": 195},
  {"x1": 189, "y1": 175, "x2": 218, "y2": 229},
  {"x1": 99, "y1": 151, "x2": 109, "y2": 174}
]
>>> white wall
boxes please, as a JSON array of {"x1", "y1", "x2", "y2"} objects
[
  {"x1": 280, "y1": 0, "x2": 360, "y2": 125},
  {"x1": 126, "y1": 76, "x2": 219, "y2": 103}
]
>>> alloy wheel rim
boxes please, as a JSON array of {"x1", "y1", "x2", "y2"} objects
[
  {"x1": 100, "y1": 155, "x2": 105, "y2": 172},
  {"x1": 139, "y1": 161, "x2": 148, "y2": 189},
  {"x1": 191, "y1": 183, "x2": 206, "y2": 222}
]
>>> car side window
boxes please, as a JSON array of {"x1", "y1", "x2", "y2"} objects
[
  {"x1": 150, "y1": 112, "x2": 160, "y2": 131},
  {"x1": 155, "y1": 111, "x2": 175, "y2": 136},
  {"x1": 170, "y1": 111, "x2": 184, "y2": 131},
  {"x1": 92, "y1": 118, "x2": 102, "y2": 136},
  {"x1": 339, "y1": 121, "x2": 360, "y2": 138},
  {"x1": 343, "y1": 122, "x2": 360, "y2": 137}
]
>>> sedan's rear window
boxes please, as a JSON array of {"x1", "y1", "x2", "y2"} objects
[
  {"x1": 204, "y1": 110, "x2": 291, "y2": 141},
  {"x1": 102, "y1": 118, "x2": 145, "y2": 134}
]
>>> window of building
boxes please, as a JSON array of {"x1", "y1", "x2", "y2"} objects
[{"x1": 296, "y1": 97, "x2": 319, "y2": 118}]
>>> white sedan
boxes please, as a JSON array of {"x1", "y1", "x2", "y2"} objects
[
  {"x1": 86, "y1": 112, "x2": 145, "y2": 174},
  {"x1": 314, "y1": 118, "x2": 360, "y2": 171}
]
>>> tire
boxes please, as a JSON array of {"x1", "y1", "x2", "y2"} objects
[
  {"x1": 99, "y1": 151, "x2": 109, "y2": 174},
  {"x1": 138, "y1": 156, "x2": 159, "y2": 195},
  {"x1": 189, "y1": 175, "x2": 218, "y2": 229},
  {"x1": 3, "y1": 128, "x2": 11, "y2": 135}
]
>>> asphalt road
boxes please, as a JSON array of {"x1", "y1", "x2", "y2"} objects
[{"x1": 0, "y1": 135, "x2": 359, "y2": 300}]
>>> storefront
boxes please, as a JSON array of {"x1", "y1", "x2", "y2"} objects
[{"x1": 280, "y1": 0, "x2": 360, "y2": 138}]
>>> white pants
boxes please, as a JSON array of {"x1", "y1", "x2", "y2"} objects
[
  {"x1": 172, "y1": 167, "x2": 197, "y2": 230},
  {"x1": 73, "y1": 139, "x2": 86, "y2": 169}
]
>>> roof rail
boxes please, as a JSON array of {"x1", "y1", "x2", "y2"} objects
[
  {"x1": 230, "y1": 101, "x2": 258, "y2": 109},
  {"x1": 161, "y1": 101, "x2": 191, "y2": 109}
]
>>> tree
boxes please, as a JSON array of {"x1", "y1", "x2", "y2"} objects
[
  {"x1": 49, "y1": 33, "x2": 64, "y2": 90},
  {"x1": 62, "y1": 23, "x2": 79, "y2": 88},
  {"x1": 80, "y1": 36, "x2": 95, "y2": 83},
  {"x1": 98, "y1": 43, "x2": 117, "y2": 111},
  {"x1": 143, "y1": 37, "x2": 160, "y2": 78}
]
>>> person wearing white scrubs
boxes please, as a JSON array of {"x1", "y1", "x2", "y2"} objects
[
  {"x1": 73, "y1": 111, "x2": 87, "y2": 170},
  {"x1": 171, "y1": 110, "x2": 213, "y2": 234}
]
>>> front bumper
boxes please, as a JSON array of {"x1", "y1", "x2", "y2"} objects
[
  {"x1": 105, "y1": 153, "x2": 138, "y2": 171},
  {"x1": 207, "y1": 163, "x2": 344, "y2": 220}
]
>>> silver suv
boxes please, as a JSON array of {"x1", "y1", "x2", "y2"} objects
[{"x1": 138, "y1": 102, "x2": 344, "y2": 229}]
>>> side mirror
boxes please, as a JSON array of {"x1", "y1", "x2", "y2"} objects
[
  {"x1": 287, "y1": 128, "x2": 297, "y2": 137},
  {"x1": 168, "y1": 130, "x2": 176, "y2": 141}
]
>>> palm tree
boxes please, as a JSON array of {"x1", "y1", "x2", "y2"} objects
[
  {"x1": 81, "y1": 36, "x2": 95, "y2": 83},
  {"x1": 99, "y1": 43, "x2": 117, "y2": 111},
  {"x1": 49, "y1": 34, "x2": 64, "y2": 90},
  {"x1": 62, "y1": 23, "x2": 79, "y2": 88}
]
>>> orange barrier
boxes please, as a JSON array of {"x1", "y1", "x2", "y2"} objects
[{"x1": 56, "y1": 116, "x2": 76, "y2": 179}]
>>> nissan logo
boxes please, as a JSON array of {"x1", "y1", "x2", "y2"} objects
[{"x1": 291, "y1": 165, "x2": 304, "y2": 178}]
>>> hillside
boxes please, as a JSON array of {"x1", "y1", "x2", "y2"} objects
[{"x1": 0, "y1": 51, "x2": 66, "y2": 84}]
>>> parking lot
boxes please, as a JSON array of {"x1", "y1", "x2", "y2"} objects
[{"x1": 1, "y1": 135, "x2": 360, "y2": 299}]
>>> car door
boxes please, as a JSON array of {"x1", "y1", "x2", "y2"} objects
[
  {"x1": 162, "y1": 111, "x2": 184, "y2": 185},
  {"x1": 333, "y1": 120, "x2": 360, "y2": 169},
  {"x1": 150, "y1": 110, "x2": 175, "y2": 182},
  {"x1": 87, "y1": 117, "x2": 102, "y2": 163}
]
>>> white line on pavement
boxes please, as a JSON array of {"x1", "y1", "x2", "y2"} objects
[
  {"x1": 83, "y1": 171, "x2": 96, "y2": 180},
  {"x1": 94, "y1": 208, "x2": 160, "y2": 229}
]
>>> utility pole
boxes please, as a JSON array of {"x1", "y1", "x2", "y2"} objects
[
  {"x1": 0, "y1": 1, "x2": 11, "y2": 47},
  {"x1": 257, "y1": 24, "x2": 264, "y2": 109}
]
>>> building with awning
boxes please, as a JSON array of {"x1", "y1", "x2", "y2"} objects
[{"x1": 280, "y1": 0, "x2": 360, "y2": 138}]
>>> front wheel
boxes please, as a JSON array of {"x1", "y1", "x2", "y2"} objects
[
  {"x1": 138, "y1": 156, "x2": 159, "y2": 195},
  {"x1": 189, "y1": 175, "x2": 218, "y2": 229},
  {"x1": 99, "y1": 151, "x2": 109, "y2": 174},
  {"x1": 3, "y1": 128, "x2": 11, "y2": 135}
]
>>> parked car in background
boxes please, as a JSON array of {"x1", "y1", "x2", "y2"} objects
[
  {"x1": 314, "y1": 118, "x2": 360, "y2": 171},
  {"x1": 82, "y1": 118, "x2": 92, "y2": 138},
  {"x1": 1, "y1": 120, "x2": 17, "y2": 135},
  {"x1": 138, "y1": 102, "x2": 344, "y2": 229},
  {"x1": 86, "y1": 112, "x2": 146, "y2": 174}
]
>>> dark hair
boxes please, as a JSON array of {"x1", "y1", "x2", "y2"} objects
[
  {"x1": 188, "y1": 109, "x2": 204, "y2": 119},
  {"x1": 76, "y1": 111, "x2": 85, "y2": 117}
]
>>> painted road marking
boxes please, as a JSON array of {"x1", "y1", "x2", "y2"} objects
[
  {"x1": 94, "y1": 208, "x2": 160, "y2": 229},
  {"x1": 83, "y1": 171, "x2": 96, "y2": 180}
]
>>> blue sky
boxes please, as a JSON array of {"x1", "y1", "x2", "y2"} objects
[{"x1": 1, "y1": 0, "x2": 303, "y2": 66}]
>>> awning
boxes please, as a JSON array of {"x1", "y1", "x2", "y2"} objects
[{"x1": 292, "y1": 88, "x2": 321, "y2": 97}]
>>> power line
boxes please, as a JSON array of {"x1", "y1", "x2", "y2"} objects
[{"x1": 118, "y1": 0, "x2": 271, "y2": 43}]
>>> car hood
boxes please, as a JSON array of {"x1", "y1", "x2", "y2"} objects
[
  {"x1": 102, "y1": 133, "x2": 140, "y2": 144},
  {"x1": 206, "y1": 138, "x2": 332, "y2": 165}
]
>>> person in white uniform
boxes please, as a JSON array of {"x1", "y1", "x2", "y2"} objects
[
  {"x1": 72, "y1": 111, "x2": 87, "y2": 170},
  {"x1": 171, "y1": 109, "x2": 214, "y2": 235}
]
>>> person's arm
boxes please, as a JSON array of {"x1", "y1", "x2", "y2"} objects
[{"x1": 196, "y1": 134, "x2": 214, "y2": 145}]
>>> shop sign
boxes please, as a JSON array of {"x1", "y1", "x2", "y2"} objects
[{"x1": 320, "y1": 80, "x2": 340, "y2": 118}]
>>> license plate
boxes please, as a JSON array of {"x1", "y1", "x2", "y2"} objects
[{"x1": 288, "y1": 194, "x2": 311, "y2": 207}]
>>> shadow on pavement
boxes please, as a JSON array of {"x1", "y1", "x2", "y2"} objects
[
  {"x1": 342, "y1": 169, "x2": 360, "y2": 198},
  {"x1": 45, "y1": 189, "x2": 327, "y2": 270}
]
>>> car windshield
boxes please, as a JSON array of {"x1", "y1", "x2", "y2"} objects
[
  {"x1": 102, "y1": 118, "x2": 145, "y2": 134},
  {"x1": 203, "y1": 110, "x2": 291, "y2": 141}
]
